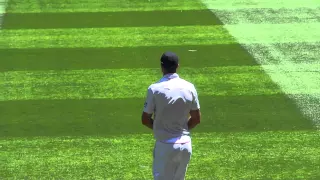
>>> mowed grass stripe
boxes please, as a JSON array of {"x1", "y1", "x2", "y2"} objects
[
  {"x1": 223, "y1": 22, "x2": 320, "y2": 44},
  {"x1": 6, "y1": 0, "x2": 206, "y2": 13},
  {"x1": 0, "y1": 0, "x2": 7, "y2": 28},
  {"x1": 252, "y1": 42, "x2": 320, "y2": 64},
  {"x1": 0, "y1": 45, "x2": 257, "y2": 72},
  {"x1": 6, "y1": 0, "x2": 320, "y2": 13},
  {"x1": 0, "y1": 26, "x2": 235, "y2": 49},
  {"x1": 1, "y1": 23, "x2": 320, "y2": 49},
  {"x1": 212, "y1": 7, "x2": 320, "y2": 24},
  {"x1": 1, "y1": 65, "x2": 320, "y2": 101},
  {"x1": 0, "y1": 95, "x2": 314, "y2": 138},
  {"x1": 5, "y1": 7, "x2": 320, "y2": 30},
  {"x1": 203, "y1": 1, "x2": 320, "y2": 128},
  {"x1": 202, "y1": 0, "x2": 320, "y2": 10},
  {"x1": 0, "y1": 66, "x2": 281, "y2": 101},
  {"x1": 3, "y1": 10, "x2": 222, "y2": 29},
  {"x1": 1, "y1": 132, "x2": 319, "y2": 179}
]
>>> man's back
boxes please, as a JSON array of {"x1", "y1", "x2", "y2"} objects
[
  {"x1": 147, "y1": 73, "x2": 200, "y2": 142},
  {"x1": 141, "y1": 51, "x2": 201, "y2": 180}
]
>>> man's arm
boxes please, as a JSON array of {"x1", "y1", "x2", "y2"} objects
[
  {"x1": 188, "y1": 109, "x2": 201, "y2": 130},
  {"x1": 141, "y1": 87, "x2": 155, "y2": 130},
  {"x1": 188, "y1": 85, "x2": 201, "y2": 130},
  {"x1": 142, "y1": 112, "x2": 154, "y2": 130}
]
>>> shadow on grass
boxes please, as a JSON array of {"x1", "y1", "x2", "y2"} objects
[
  {"x1": 2, "y1": 10, "x2": 222, "y2": 29},
  {"x1": 0, "y1": 94, "x2": 315, "y2": 138}
]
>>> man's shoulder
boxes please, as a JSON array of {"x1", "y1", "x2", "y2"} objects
[
  {"x1": 147, "y1": 82, "x2": 161, "y2": 91},
  {"x1": 177, "y1": 78, "x2": 196, "y2": 89},
  {"x1": 148, "y1": 78, "x2": 167, "y2": 89},
  {"x1": 148, "y1": 76, "x2": 196, "y2": 91}
]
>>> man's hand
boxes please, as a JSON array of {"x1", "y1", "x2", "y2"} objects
[{"x1": 141, "y1": 112, "x2": 154, "y2": 130}]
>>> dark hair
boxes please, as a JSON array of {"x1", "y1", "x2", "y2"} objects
[
  {"x1": 160, "y1": 52, "x2": 179, "y2": 73},
  {"x1": 161, "y1": 64, "x2": 177, "y2": 73}
]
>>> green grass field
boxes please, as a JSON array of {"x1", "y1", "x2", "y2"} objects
[{"x1": 0, "y1": 0, "x2": 320, "y2": 179}]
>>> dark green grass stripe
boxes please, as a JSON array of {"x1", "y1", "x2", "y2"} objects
[
  {"x1": 0, "y1": 95, "x2": 315, "y2": 138},
  {"x1": 0, "y1": 66, "x2": 287, "y2": 101},
  {"x1": 1, "y1": 132, "x2": 319, "y2": 179},
  {"x1": 1, "y1": 42, "x2": 317, "y2": 72},
  {"x1": 3, "y1": 10, "x2": 222, "y2": 29},
  {"x1": 0, "y1": 45, "x2": 257, "y2": 71},
  {"x1": 6, "y1": 0, "x2": 206, "y2": 13}
]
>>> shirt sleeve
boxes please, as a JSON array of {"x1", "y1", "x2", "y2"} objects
[
  {"x1": 143, "y1": 87, "x2": 155, "y2": 114},
  {"x1": 191, "y1": 85, "x2": 200, "y2": 110}
]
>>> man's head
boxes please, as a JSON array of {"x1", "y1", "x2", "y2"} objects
[{"x1": 160, "y1": 52, "x2": 179, "y2": 75}]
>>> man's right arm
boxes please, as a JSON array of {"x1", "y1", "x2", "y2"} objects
[{"x1": 188, "y1": 85, "x2": 201, "y2": 130}]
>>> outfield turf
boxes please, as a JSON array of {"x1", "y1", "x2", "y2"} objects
[{"x1": 0, "y1": 0, "x2": 320, "y2": 179}]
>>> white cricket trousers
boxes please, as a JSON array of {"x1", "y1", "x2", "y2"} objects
[{"x1": 152, "y1": 140, "x2": 192, "y2": 180}]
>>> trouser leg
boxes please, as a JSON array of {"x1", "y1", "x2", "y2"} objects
[{"x1": 153, "y1": 141, "x2": 192, "y2": 180}]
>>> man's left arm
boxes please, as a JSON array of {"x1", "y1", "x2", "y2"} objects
[{"x1": 141, "y1": 87, "x2": 155, "y2": 130}]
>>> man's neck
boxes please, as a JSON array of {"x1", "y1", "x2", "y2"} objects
[
  {"x1": 163, "y1": 72, "x2": 176, "y2": 76},
  {"x1": 162, "y1": 73, "x2": 179, "y2": 81}
]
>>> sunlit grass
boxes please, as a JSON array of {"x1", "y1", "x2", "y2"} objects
[
  {"x1": 0, "y1": 26, "x2": 235, "y2": 49},
  {"x1": 0, "y1": 66, "x2": 285, "y2": 101},
  {"x1": 1, "y1": 0, "x2": 320, "y2": 179},
  {"x1": 1, "y1": 131, "x2": 320, "y2": 179}
]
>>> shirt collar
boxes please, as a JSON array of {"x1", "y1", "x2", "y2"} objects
[{"x1": 160, "y1": 73, "x2": 179, "y2": 82}]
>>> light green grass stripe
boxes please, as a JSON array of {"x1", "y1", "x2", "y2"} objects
[
  {"x1": 6, "y1": 0, "x2": 206, "y2": 13},
  {"x1": 203, "y1": 0, "x2": 320, "y2": 9},
  {"x1": 1, "y1": 64, "x2": 320, "y2": 101},
  {"x1": 223, "y1": 22, "x2": 320, "y2": 44},
  {"x1": 1, "y1": 23, "x2": 320, "y2": 49},
  {"x1": 202, "y1": 1, "x2": 320, "y2": 128},
  {"x1": 1, "y1": 131, "x2": 319, "y2": 179},
  {"x1": 0, "y1": 0, "x2": 8, "y2": 28},
  {"x1": 211, "y1": 7, "x2": 320, "y2": 24},
  {"x1": 0, "y1": 26, "x2": 235, "y2": 49},
  {"x1": 6, "y1": 0, "x2": 320, "y2": 13}
]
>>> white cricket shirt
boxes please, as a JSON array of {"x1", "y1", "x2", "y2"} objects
[{"x1": 143, "y1": 73, "x2": 200, "y2": 143}]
